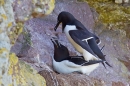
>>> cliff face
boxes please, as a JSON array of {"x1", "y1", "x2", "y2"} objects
[
  {"x1": 2, "y1": 0, "x2": 130, "y2": 86},
  {"x1": 11, "y1": 0, "x2": 130, "y2": 86},
  {"x1": 0, "y1": 0, "x2": 55, "y2": 86}
]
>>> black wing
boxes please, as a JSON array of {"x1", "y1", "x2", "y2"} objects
[
  {"x1": 91, "y1": 33, "x2": 101, "y2": 45},
  {"x1": 69, "y1": 30, "x2": 96, "y2": 56},
  {"x1": 87, "y1": 35, "x2": 112, "y2": 68},
  {"x1": 68, "y1": 56, "x2": 103, "y2": 66}
]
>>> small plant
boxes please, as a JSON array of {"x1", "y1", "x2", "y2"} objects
[{"x1": 22, "y1": 27, "x2": 33, "y2": 47}]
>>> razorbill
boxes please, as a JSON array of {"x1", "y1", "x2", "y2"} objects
[
  {"x1": 54, "y1": 11, "x2": 112, "y2": 68},
  {"x1": 51, "y1": 37, "x2": 103, "y2": 75}
]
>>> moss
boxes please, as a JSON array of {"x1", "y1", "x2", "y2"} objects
[
  {"x1": 9, "y1": 53, "x2": 18, "y2": 65},
  {"x1": 0, "y1": 48, "x2": 8, "y2": 55},
  {"x1": 0, "y1": 0, "x2": 4, "y2": 6},
  {"x1": 78, "y1": 0, "x2": 130, "y2": 30},
  {"x1": 8, "y1": 53, "x2": 46, "y2": 86},
  {"x1": 0, "y1": 0, "x2": 46, "y2": 85},
  {"x1": 1, "y1": 14, "x2": 7, "y2": 20},
  {"x1": 8, "y1": 84, "x2": 13, "y2": 86},
  {"x1": 32, "y1": 0, "x2": 55, "y2": 17},
  {"x1": 19, "y1": 61, "x2": 46, "y2": 86},
  {"x1": 22, "y1": 29, "x2": 33, "y2": 47},
  {"x1": 7, "y1": 22, "x2": 12, "y2": 28},
  {"x1": 78, "y1": 0, "x2": 130, "y2": 39},
  {"x1": 45, "y1": 0, "x2": 55, "y2": 15},
  {"x1": 0, "y1": 48, "x2": 9, "y2": 58},
  {"x1": 9, "y1": 22, "x2": 23, "y2": 45},
  {"x1": 8, "y1": 53, "x2": 18, "y2": 75}
]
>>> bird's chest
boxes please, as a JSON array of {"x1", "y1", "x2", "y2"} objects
[
  {"x1": 64, "y1": 25, "x2": 82, "y2": 53},
  {"x1": 52, "y1": 60, "x2": 78, "y2": 74},
  {"x1": 64, "y1": 25, "x2": 77, "y2": 33},
  {"x1": 64, "y1": 25, "x2": 77, "y2": 42}
]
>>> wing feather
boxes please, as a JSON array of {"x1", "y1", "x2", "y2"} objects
[{"x1": 69, "y1": 30, "x2": 96, "y2": 56}]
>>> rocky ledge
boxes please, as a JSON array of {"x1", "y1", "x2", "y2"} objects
[
  {"x1": 10, "y1": 0, "x2": 130, "y2": 86},
  {"x1": 0, "y1": 0, "x2": 55, "y2": 86}
]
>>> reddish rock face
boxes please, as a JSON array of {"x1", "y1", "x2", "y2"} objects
[
  {"x1": 11, "y1": 0, "x2": 130, "y2": 86},
  {"x1": 39, "y1": 70, "x2": 105, "y2": 86},
  {"x1": 112, "y1": 81, "x2": 125, "y2": 86}
]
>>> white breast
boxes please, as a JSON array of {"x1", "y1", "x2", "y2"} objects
[
  {"x1": 52, "y1": 59, "x2": 80, "y2": 74},
  {"x1": 80, "y1": 63, "x2": 99, "y2": 75},
  {"x1": 52, "y1": 59, "x2": 99, "y2": 75},
  {"x1": 64, "y1": 25, "x2": 83, "y2": 53}
]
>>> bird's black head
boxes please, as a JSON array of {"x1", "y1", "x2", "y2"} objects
[
  {"x1": 51, "y1": 37, "x2": 70, "y2": 62},
  {"x1": 54, "y1": 11, "x2": 75, "y2": 32}
]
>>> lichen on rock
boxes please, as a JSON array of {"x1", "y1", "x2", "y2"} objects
[
  {"x1": 0, "y1": 0, "x2": 15, "y2": 85},
  {"x1": 9, "y1": 22, "x2": 23, "y2": 45},
  {"x1": 8, "y1": 53, "x2": 46, "y2": 86},
  {"x1": 13, "y1": 0, "x2": 55, "y2": 21},
  {"x1": 0, "y1": 0, "x2": 57, "y2": 85},
  {"x1": 78, "y1": 0, "x2": 130, "y2": 30}
]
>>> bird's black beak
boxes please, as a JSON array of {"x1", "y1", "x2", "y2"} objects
[
  {"x1": 54, "y1": 21, "x2": 61, "y2": 31},
  {"x1": 51, "y1": 37, "x2": 59, "y2": 48}
]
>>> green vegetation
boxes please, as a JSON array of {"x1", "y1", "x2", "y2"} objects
[
  {"x1": 22, "y1": 28, "x2": 33, "y2": 47},
  {"x1": 78, "y1": 0, "x2": 130, "y2": 29}
]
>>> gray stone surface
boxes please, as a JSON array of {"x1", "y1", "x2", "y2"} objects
[{"x1": 11, "y1": 0, "x2": 130, "y2": 86}]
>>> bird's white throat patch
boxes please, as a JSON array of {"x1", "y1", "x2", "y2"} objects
[{"x1": 64, "y1": 25, "x2": 77, "y2": 32}]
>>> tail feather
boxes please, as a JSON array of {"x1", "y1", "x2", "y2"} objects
[
  {"x1": 82, "y1": 60, "x2": 103, "y2": 66},
  {"x1": 102, "y1": 62, "x2": 106, "y2": 69},
  {"x1": 102, "y1": 61, "x2": 112, "y2": 69},
  {"x1": 105, "y1": 61, "x2": 112, "y2": 67}
]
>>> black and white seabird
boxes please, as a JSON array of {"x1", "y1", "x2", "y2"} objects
[
  {"x1": 54, "y1": 11, "x2": 112, "y2": 68},
  {"x1": 51, "y1": 37, "x2": 103, "y2": 75}
]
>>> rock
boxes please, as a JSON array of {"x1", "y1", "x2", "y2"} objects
[
  {"x1": 13, "y1": 0, "x2": 55, "y2": 22},
  {"x1": 8, "y1": 53, "x2": 46, "y2": 86},
  {"x1": 39, "y1": 70, "x2": 106, "y2": 86},
  {"x1": 0, "y1": 0, "x2": 15, "y2": 85},
  {"x1": 0, "y1": 0, "x2": 49, "y2": 85},
  {"x1": 11, "y1": 0, "x2": 130, "y2": 86},
  {"x1": 112, "y1": 81, "x2": 125, "y2": 86},
  {"x1": 115, "y1": 0, "x2": 123, "y2": 4},
  {"x1": 124, "y1": 0, "x2": 129, "y2": 3},
  {"x1": 115, "y1": 0, "x2": 129, "y2": 4}
]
